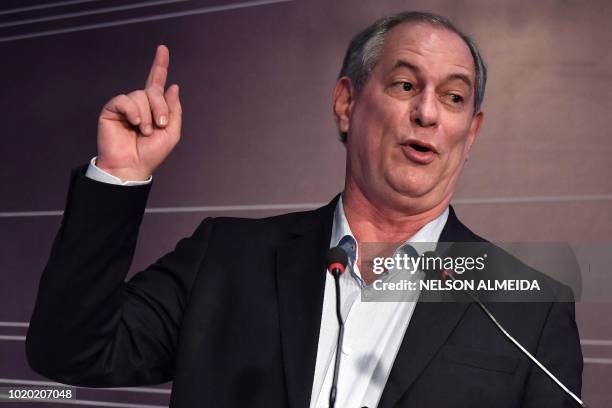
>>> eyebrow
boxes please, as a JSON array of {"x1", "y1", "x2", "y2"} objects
[
  {"x1": 391, "y1": 60, "x2": 473, "y2": 90},
  {"x1": 392, "y1": 60, "x2": 420, "y2": 74}
]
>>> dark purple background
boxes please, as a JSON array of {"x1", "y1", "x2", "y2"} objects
[{"x1": 1, "y1": 0, "x2": 611, "y2": 406}]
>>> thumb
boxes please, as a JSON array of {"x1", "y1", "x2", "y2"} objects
[{"x1": 164, "y1": 84, "x2": 182, "y2": 138}]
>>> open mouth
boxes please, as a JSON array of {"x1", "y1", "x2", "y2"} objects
[
  {"x1": 401, "y1": 140, "x2": 437, "y2": 164},
  {"x1": 409, "y1": 143, "x2": 431, "y2": 153}
]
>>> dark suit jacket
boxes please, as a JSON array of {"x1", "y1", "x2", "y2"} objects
[{"x1": 26, "y1": 167, "x2": 583, "y2": 407}]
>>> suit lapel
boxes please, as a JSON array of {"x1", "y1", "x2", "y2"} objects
[
  {"x1": 377, "y1": 302, "x2": 472, "y2": 408},
  {"x1": 378, "y1": 206, "x2": 479, "y2": 408},
  {"x1": 275, "y1": 196, "x2": 338, "y2": 408}
]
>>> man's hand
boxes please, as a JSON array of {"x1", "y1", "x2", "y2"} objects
[{"x1": 96, "y1": 45, "x2": 181, "y2": 181}]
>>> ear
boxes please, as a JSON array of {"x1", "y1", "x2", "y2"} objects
[
  {"x1": 464, "y1": 111, "x2": 484, "y2": 159},
  {"x1": 332, "y1": 76, "x2": 356, "y2": 135}
]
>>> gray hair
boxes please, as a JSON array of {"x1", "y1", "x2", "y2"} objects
[{"x1": 338, "y1": 11, "x2": 487, "y2": 142}]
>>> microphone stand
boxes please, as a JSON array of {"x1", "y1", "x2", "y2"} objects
[
  {"x1": 443, "y1": 270, "x2": 587, "y2": 408},
  {"x1": 329, "y1": 268, "x2": 344, "y2": 408}
]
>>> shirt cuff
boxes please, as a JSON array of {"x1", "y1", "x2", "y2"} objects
[{"x1": 85, "y1": 157, "x2": 152, "y2": 186}]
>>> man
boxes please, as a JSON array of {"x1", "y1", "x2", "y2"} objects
[{"x1": 26, "y1": 11, "x2": 583, "y2": 408}]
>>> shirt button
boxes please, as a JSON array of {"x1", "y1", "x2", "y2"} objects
[{"x1": 342, "y1": 345, "x2": 352, "y2": 355}]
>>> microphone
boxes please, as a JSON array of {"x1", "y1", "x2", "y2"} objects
[
  {"x1": 326, "y1": 246, "x2": 349, "y2": 408},
  {"x1": 422, "y1": 250, "x2": 587, "y2": 408},
  {"x1": 327, "y1": 246, "x2": 348, "y2": 278}
]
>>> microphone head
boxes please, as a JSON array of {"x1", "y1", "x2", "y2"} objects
[
  {"x1": 327, "y1": 246, "x2": 349, "y2": 275},
  {"x1": 400, "y1": 243, "x2": 419, "y2": 259}
]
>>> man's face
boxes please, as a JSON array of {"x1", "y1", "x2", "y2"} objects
[{"x1": 336, "y1": 22, "x2": 483, "y2": 213}]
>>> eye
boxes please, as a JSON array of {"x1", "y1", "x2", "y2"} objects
[
  {"x1": 401, "y1": 82, "x2": 413, "y2": 92},
  {"x1": 449, "y1": 94, "x2": 464, "y2": 104},
  {"x1": 387, "y1": 81, "x2": 416, "y2": 98}
]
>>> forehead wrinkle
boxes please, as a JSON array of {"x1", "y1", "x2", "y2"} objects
[
  {"x1": 390, "y1": 45, "x2": 473, "y2": 74},
  {"x1": 388, "y1": 57, "x2": 474, "y2": 90},
  {"x1": 381, "y1": 23, "x2": 475, "y2": 80},
  {"x1": 391, "y1": 59, "x2": 420, "y2": 73}
]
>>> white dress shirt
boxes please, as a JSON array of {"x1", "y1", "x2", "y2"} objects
[
  {"x1": 85, "y1": 158, "x2": 449, "y2": 408},
  {"x1": 309, "y1": 197, "x2": 448, "y2": 408},
  {"x1": 85, "y1": 157, "x2": 151, "y2": 186}
]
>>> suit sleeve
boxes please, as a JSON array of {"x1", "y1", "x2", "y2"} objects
[
  {"x1": 520, "y1": 285, "x2": 583, "y2": 407},
  {"x1": 26, "y1": 166, "x2": 215, "y2": 387}
]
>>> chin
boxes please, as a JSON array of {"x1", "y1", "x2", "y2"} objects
[
  {"x1": 386, "y1": 171, "x2": 436, "y2": 198},
  {"x1": 388, "y1": 183, "x2": 435, "y2": 201}
]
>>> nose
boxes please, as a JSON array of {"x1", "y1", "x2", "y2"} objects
[{"x1": 410, "y1": 89, "x2": 439, "y2": 128}]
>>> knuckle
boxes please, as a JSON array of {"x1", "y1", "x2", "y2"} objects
[
  {"x1": 109, "y1": 94, "x2": 127, "y2": 106},
  {"x1": 152, "y1": 99, "x2": 168, "y2": 112},
  {"x1": 146, "y1": 84, "x2": 163, "y2": 92},
  {"x1": 121, "y1": 101, "x2": 139, "y2": 115},
  {"x1": 128, "y1": 89, "x2": 146, "y2": 100},
  {"x1": 149, "y1": 95, "x2": 168, "y2": 112},
  {"x1": 145, "y1": 85, "x2": 164, "y2": 100}
]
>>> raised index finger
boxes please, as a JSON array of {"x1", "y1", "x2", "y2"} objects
[{"x1": 145, "y1": 45, "x2": 169, "y2": 90}]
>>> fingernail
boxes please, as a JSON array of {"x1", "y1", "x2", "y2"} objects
[
  {"x1": 159, "y1": 115, "x2": 167, "y2": 126},
  {"x1": 134, "y1": 117, "x2": 141, "y2": 125}
]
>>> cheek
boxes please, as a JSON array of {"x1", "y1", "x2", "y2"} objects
[
  {"x1": 444, "y1": 121, "x2": 473, "y2": 160},
  {"x1": 352, "y1": 91, "x2": 405, "y2": 135},
  {"x1": 349, "y1": 100, "x2": 392, "y2": 160}
]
